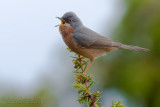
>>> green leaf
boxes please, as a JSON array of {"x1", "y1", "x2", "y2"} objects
[
  {"x1": 112, "y1": 99, "x2": 114, "y2": 105},
  {"x1": 77, "y1": 89, "x2": 85, "y2": 94},
  {"x1": 66, "y1": 47, "x2": 70, "y2": 50},
  {"x1": 110, "y1": 99, "x2": 126, "y2": 107},
  {"x1": 73, "y1": 83, "x2": 86, "y2": 90}
]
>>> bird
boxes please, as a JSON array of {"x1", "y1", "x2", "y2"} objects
[{"x1": 56, "y1": 12, "x2": 149, "y2": 74}]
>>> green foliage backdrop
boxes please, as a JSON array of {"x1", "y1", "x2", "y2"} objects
[{"x1": 95, "y1": 0, "x2": 160, "y2": 107}]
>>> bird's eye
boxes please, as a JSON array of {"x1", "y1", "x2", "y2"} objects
[{"x1": 68, "y1": 19, "x2": 72, "y2": 23}]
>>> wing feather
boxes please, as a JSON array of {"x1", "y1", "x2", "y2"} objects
[{"x1": 73, "y1": 27, "x2": 113, "y2": 49}]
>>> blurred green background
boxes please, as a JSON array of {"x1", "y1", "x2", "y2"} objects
[
  {"x1": 0, "y1": 0, "x2": 160, "y2": 107},
  {"x1": 93, "y1": 0, "x2": 160, "y2": 107}
]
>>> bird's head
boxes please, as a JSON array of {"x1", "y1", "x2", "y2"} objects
[{"x1": 56, "y1": 12, "x2": 83, "y2": 28}]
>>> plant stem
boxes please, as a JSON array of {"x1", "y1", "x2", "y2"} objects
[
  {"x1": 79, "y1": 58, "x2": 97, "y2": 107},
  {"x1": 72, "y1": 53, "x2": 126, "y2": 107}
]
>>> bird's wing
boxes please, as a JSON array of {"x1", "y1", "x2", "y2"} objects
[{"x1": 73, "y1": 27, "x2": 114, "y2": 49}]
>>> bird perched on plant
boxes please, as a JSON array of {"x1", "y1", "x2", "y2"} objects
[{"x1": 56, "y1": 12, "x2": 149, "y2": 74}]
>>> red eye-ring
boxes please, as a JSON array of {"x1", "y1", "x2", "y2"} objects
[{"x1": 68, "y1": 19, "x2": 72, "y2": 23}]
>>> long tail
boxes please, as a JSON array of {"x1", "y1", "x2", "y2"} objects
[{"x1": 113, "y1": 42, "x2": 149, "y2": 52}]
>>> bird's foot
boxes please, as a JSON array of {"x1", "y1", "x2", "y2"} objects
[{"x1": 76, "y1": 56, "x2": 85, "y2": 62}]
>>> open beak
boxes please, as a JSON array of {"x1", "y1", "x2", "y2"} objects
[{"x1": 55, "y1": 17, "x2": 66, "y2": 27}]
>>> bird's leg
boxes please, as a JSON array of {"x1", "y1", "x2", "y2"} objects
[{"x1": 82, "y1": 59, "x2": 94, "y2": 74}]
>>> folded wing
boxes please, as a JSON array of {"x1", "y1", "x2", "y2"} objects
[{"x1": 73, "y1": 27, "x2": 113, "y2": 49}]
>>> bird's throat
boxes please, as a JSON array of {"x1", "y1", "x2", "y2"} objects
[{"x1": 59, "y1": 26, "x2": 74, "y2": 37}]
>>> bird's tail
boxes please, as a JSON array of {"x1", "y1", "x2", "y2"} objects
[{"x1": 113, "y1": 42, "x2": 149, "y2": 52}]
